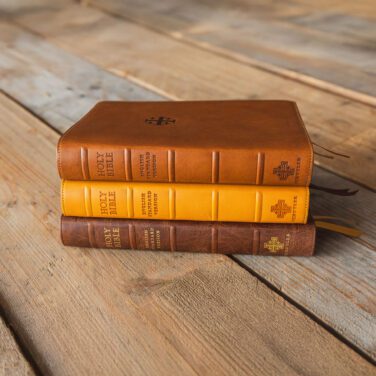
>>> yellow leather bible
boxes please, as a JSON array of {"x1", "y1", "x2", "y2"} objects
[{"x1": 61, "y1": 181, "x2": 309, "y2": 223}]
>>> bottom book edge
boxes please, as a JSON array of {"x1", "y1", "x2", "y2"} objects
[{"x1": 60, "y1": 216, "x2": 316, "y2": 256}]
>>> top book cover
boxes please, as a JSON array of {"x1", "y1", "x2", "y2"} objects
[{"x1": 57, "y1": 100, "x2": 313, "y2": 186}]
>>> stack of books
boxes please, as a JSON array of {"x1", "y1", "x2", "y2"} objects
[{"x1": 58, "y1": 100, "x2": 315, "y2": 256}]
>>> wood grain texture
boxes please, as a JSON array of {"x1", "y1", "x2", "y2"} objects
[
  {"x1": 90, "y1": 0, "x2": 376, "y2": 101},
  {"x1": 9, "y1": 3, "x2": 376, "y2": 189},
  {"x1": 0, "y1": 19, "x2": 375, "y2": 360},
  {"x1": 1, "y1": 93, "x2": 375, "y2": 375},
  {"x1": 237, "y1": 232, "x2": 376, "y2": 359},
  {"x1": 0, "y1": 21, "x2": 162, "y2": 133},
  {"x1": 0, "y1": 315, "x2": 35, "y2": 376},
  {"x1": 258, "y1": 0, "x2": 376, "y2": 19}
]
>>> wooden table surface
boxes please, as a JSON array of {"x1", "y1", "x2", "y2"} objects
[{"x1": 0, "y1": 1, "x2": 375, "y2": 375}]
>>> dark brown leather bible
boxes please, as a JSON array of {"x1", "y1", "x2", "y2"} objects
[
  {"x1": 57, "y1": 100, "x2": 313, "y2": 186},
  {"x1": 61, "y1": 216, "x2": 316, "y2": 256}
]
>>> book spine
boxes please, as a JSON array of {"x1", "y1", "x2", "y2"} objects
[
  {"x1": 57, "y1": 143, "x2": 312, "y2": 186},
  {"x1": 60, "y1": 216, "x2": 316, "y2": 256},
  {"x1": 61, "y1": 181, "x2": 309, "y2": 223}
]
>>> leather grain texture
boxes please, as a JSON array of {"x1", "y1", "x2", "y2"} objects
[
  {"x1": 57, "y1": 100, "x2": 313, "y2": 185},
  {"x1": 61, "y1": 180, "x2": 309, "y2": 223},
  {"x1": 61, "y1": 216, "x2": 316, "y2": 256}
]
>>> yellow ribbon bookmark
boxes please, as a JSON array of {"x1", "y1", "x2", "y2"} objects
[
  {"x1": 313, "y1": 217, "x2": 362, "y2": 238},
  {"x1": 313, "y1": 215, "x2": 357, "y2": 226}
]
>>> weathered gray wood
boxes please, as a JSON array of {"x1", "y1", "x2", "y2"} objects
[
  {"x1": 0, "y1": 21, "x2": 162, "y2": 133},
  {"x1": 237, "y1": 233, "x2": 376, "y2": 360},
  {"x1": 90, "y1": 0, "x2": 376, "y2": 101},
  {"x1": 0, "y1": 19, "x2": 375, "y2": 360},
  {"x1": 0, "y1": 315, "x2": 35, "y2": 376},
  {"x1": 9, "y1": 3, "x2": 376, "y2": 189},
  {"x1": 2, "y1": 93, "x2": 375, "y2": 375}
]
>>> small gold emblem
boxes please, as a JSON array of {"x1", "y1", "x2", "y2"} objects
[
  {"x1": 145, "y1": 116, "x2": 176, "y2": 125},
  {"x1": 271, "y1": 200, "x2": 292, "y2": 218},
  {"x1": 273, "y1": 161, "x2": 295, "y2": 180},
  {"x1": 264, "y1": 237, "x2": 284, "y2": 253}
]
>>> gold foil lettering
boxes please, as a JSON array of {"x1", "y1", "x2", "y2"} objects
[
  {"x1": 99, "y1": 191, "x2": 117, "y2": 216},
  {"x1": 103, "y1": 226, "x2": 121, "y2": 248},
  {"x1": 96, "y1": 152, "x2": 114, "y2": 177}
]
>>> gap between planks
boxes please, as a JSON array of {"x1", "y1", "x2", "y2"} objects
[
  {"x1": 87, "y1": 0, "x2": 376, "y2": 107},
  {"x1": 0, "y1": 306, "x2": 38, "y2": 376},
  {"x1": 229, "y1": 255, "x2": 376, "y2": 366}
]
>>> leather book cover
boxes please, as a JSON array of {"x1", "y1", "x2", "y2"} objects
[
  {"x1": 57, "y1": 100, "x2": 313, "y2": 186},
  {"x1": 61, "y1": 216, "x2": 316, "y2": 256},
  {"x1": 61, "y1": 180, "x2": 309, "y2": 223}
]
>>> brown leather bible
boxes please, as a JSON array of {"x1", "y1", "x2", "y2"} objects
[
  {"x1": 61, "y1": 216, "x2": 316, "y2": 256},
  {"x1": 57, "y1": 100, "x2": 313, "y2": 185}
]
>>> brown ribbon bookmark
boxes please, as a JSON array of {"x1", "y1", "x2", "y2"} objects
[
  {"x1": 312, "y1": 142, "x2": 350, "y2": 159},
  {"x1": 310, "y1": 184, "x2": 358, "y2": 196}
]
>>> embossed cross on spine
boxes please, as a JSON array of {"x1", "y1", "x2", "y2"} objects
[
  {"x1": 145, "y1": 117, "x2": 176, "y2": 125},
  {"x1": 273, "y1": 161, "x2": 295, "y2": 180},
  {"x1": 271, "y1": 200, "x2": 292, "y2": 218},
  {"x1": 264, "y1": 237, "x2": 284, "y2": 253}
]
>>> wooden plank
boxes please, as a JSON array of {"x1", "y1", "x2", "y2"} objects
[
  {"x1": 0, "y1": 21, "x2": 162, "y2": 133},
  {"x1": 237, "y1": 233, "x2": 376, "y2": 359},
  {"x1": 90, "y1": 0, "x2": 376, "y2": 101},
  {"x1": 9, "y1": 4, "x2": 376, "y2": 189},
  {"x1": 0, "y1": 20, "x2": 375, "y2": 359},
  {"x1": 265, "y1": 0, "x2": 376, "y2": 19},
  {"x1": 0, "y1": 315, "x2": 35, "y2": 376},
  {"x1": 1, "y1": 94, "x2": 375, "y2": 374}
]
